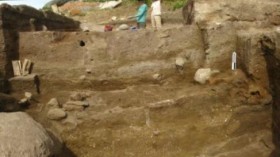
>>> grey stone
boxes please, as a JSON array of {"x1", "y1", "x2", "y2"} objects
[
  {"x1": 24, "y1": 92, "x2": 32, "y2": 99},
  {"x1": 47, "y1": 98, "x2": 60, "y2": 108},
  {"x1": 118, "y1": 24, "x2": 129, "y2": 30},
  {"x1": 63, "y1": 101, "x2": 89, "y2": 111},
  {"x1": 47, "y1": 108, "x2": 67, "y2": 120},
  {"x1": 152, "y1": 73, "x2": 162, "y2": 80},
  {"x1": 70, "y1": 100, "x2": 89, "y2": 107},
  {"x1": 86, "y1": 69, "x2": 91, "y2": 74},
  {"x1": 98, "y1": 0, "x2": 122, "y2": 9},
  {"x1": 0, "y1": 112, "x2": 56, "y2": 157},
  {"x1": 148, "y1": 99, "x2": 176, "y2": 109},
  {"x1": 63, "y1": 104, "x2": 84, "y2": 111},
  {"x1": 79, "y1": 75, "x2": 86, "y2": 80},
  {"x1": 70, "y1": 92, "x2": 84, "y2": 101},
  {"x1": 19, "y1": 98, "x2": 29, "y2": 105},
  {"x1": 61, "y1": 114, "x2": 79, "y2": 130},
  {"x1": 175, "y1": 57, "x2": 186, "y2": 69},
  {"x1": 194, "y1": 68, "x2": 212, "y2": 84}
]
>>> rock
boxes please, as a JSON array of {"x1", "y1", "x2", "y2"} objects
[
  {"x1": 0, "y1": 112, "x2": 57, "y2": 157},
  {"x1": 79, "y1": 75, "x2": 86, "y2": 80},
  {"x1": 194, "y1": 68, "x2": 212, "y2": 84},
  {"x1": 152, "y1": 73, "x2": 162, "y2": 81},
  {"x1": 24, "y1": 92, "x2": 32, "y2": 99},
  {"x1": 63, "y1": 101, "x2": 89, "y2": 111},
  {"x1": 148, "y1": 99, "x2": 176, "y2": 109},
  {"x1": 62, "y1": 114, "x2": 79, "y2": 130},
  {"x1": 70, "y1": 92, "x2": 85, "y2": 101},
  {"x1": 175, "y1": 57, "x2": 186, "y2": 70},
  {"x1": 18, "y1": 98, "x2": 29, "y2": 106},
  {"x1": 86, "y1": 68, "x2": 91, "y2": 73},
  {"x1": 47, "y1": 98, "x2": 60, "y2": 108},
  {"x1": 75, "y1": 111, "x2": 89, "y2": 120},
  {"x1": 82, "y1": 26, "x2": 89, "y2": 32},
  {"x1": 63, "y1": 104, "x2": 84, "y2": 111},
  {"x1": 153, "y1": 130, "x2": 161, "y2": 136},
  {"x1": 118, "y1": 24, "x2": 129, "y2": 30},
  {"x1": 42, "y1": 25, "x2": 48, "y2": 31},
  {"x1": 111, "y1": 16, "x2": 117, "y2": 21},
  {"x1": 98, "y1": 0, "x2": 122, "y2": 9},
  {"x1": 47, "y1": 108, "x2": 67, "y2": 120}
]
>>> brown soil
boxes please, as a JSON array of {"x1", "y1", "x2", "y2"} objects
[{"x1": 10, "y1": 2, "x2": 275, "y2": 157}]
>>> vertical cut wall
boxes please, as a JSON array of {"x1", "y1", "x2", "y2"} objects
[
  {"x1": 260, "y1": 33, "x2": 280, "y2": 157},
  {"x1": 0, "y1": 4, "x2": 80, "y2": 92}
]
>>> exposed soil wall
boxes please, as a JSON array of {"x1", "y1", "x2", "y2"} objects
[
  {"x1": 18, "y1": 26, "x2": 206, "y2": 91},
  {"x1": 259, "y1": 32, "x2": 280, "y2": 157}
]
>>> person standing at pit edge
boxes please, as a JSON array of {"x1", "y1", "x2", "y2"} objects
[
  {"x1": 151, "y1": 0, "x2": 162, "y2": 30},
  {"x1": 129, "y1": 0, "x2": 148, "y2": 29}
]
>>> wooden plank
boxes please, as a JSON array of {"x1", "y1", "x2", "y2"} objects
[
  {"x1": 12, "y1": 60, "x2": 21, "y2": 76},
  {"x1": 21, "y1": 59, "x2": 32, "y2": 76}
]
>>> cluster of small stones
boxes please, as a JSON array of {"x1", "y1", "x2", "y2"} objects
[{"x1": 47, "y1": 92, "x2": 90, "y2": 121}]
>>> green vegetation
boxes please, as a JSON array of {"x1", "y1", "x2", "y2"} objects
[{"x1": 170, "y1": 0, "x2": 186, "y2": 10}]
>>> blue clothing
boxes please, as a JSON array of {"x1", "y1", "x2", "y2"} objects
[{"x1": 136, "y1": 4, "x2": 148, "y2": 23}]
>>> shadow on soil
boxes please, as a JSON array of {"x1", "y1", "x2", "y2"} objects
[
  {"x1": 48, "y1": 130, "x2": 77, "y2": 157},
  {"x1": 261, "y1": 36, "x2": 280, "y2": 157}
]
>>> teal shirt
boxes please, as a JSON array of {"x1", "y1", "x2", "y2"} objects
[{"x1": 136, "y1": 4, "x2": 148, "y2": 23}]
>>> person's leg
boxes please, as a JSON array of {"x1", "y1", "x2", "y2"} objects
[
  {"x1": 138, "y1": 22, "x2": 146, "y2": 29},
  {"x1": 155, "y1": 15, "x2": 162, "y2": 29}
]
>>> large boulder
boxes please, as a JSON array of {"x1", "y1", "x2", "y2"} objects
[{"x1": 0, "y1": 112, "x2": 56, "y2": 157}]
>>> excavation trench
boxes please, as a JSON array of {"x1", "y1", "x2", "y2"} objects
[{"x1": 1, "y1": 2, "x2": 280, "y2": 156}]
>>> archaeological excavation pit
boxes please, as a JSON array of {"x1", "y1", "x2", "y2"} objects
[{"x1": 1, "y1": 0, "x2": 280, "y2": 156}]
